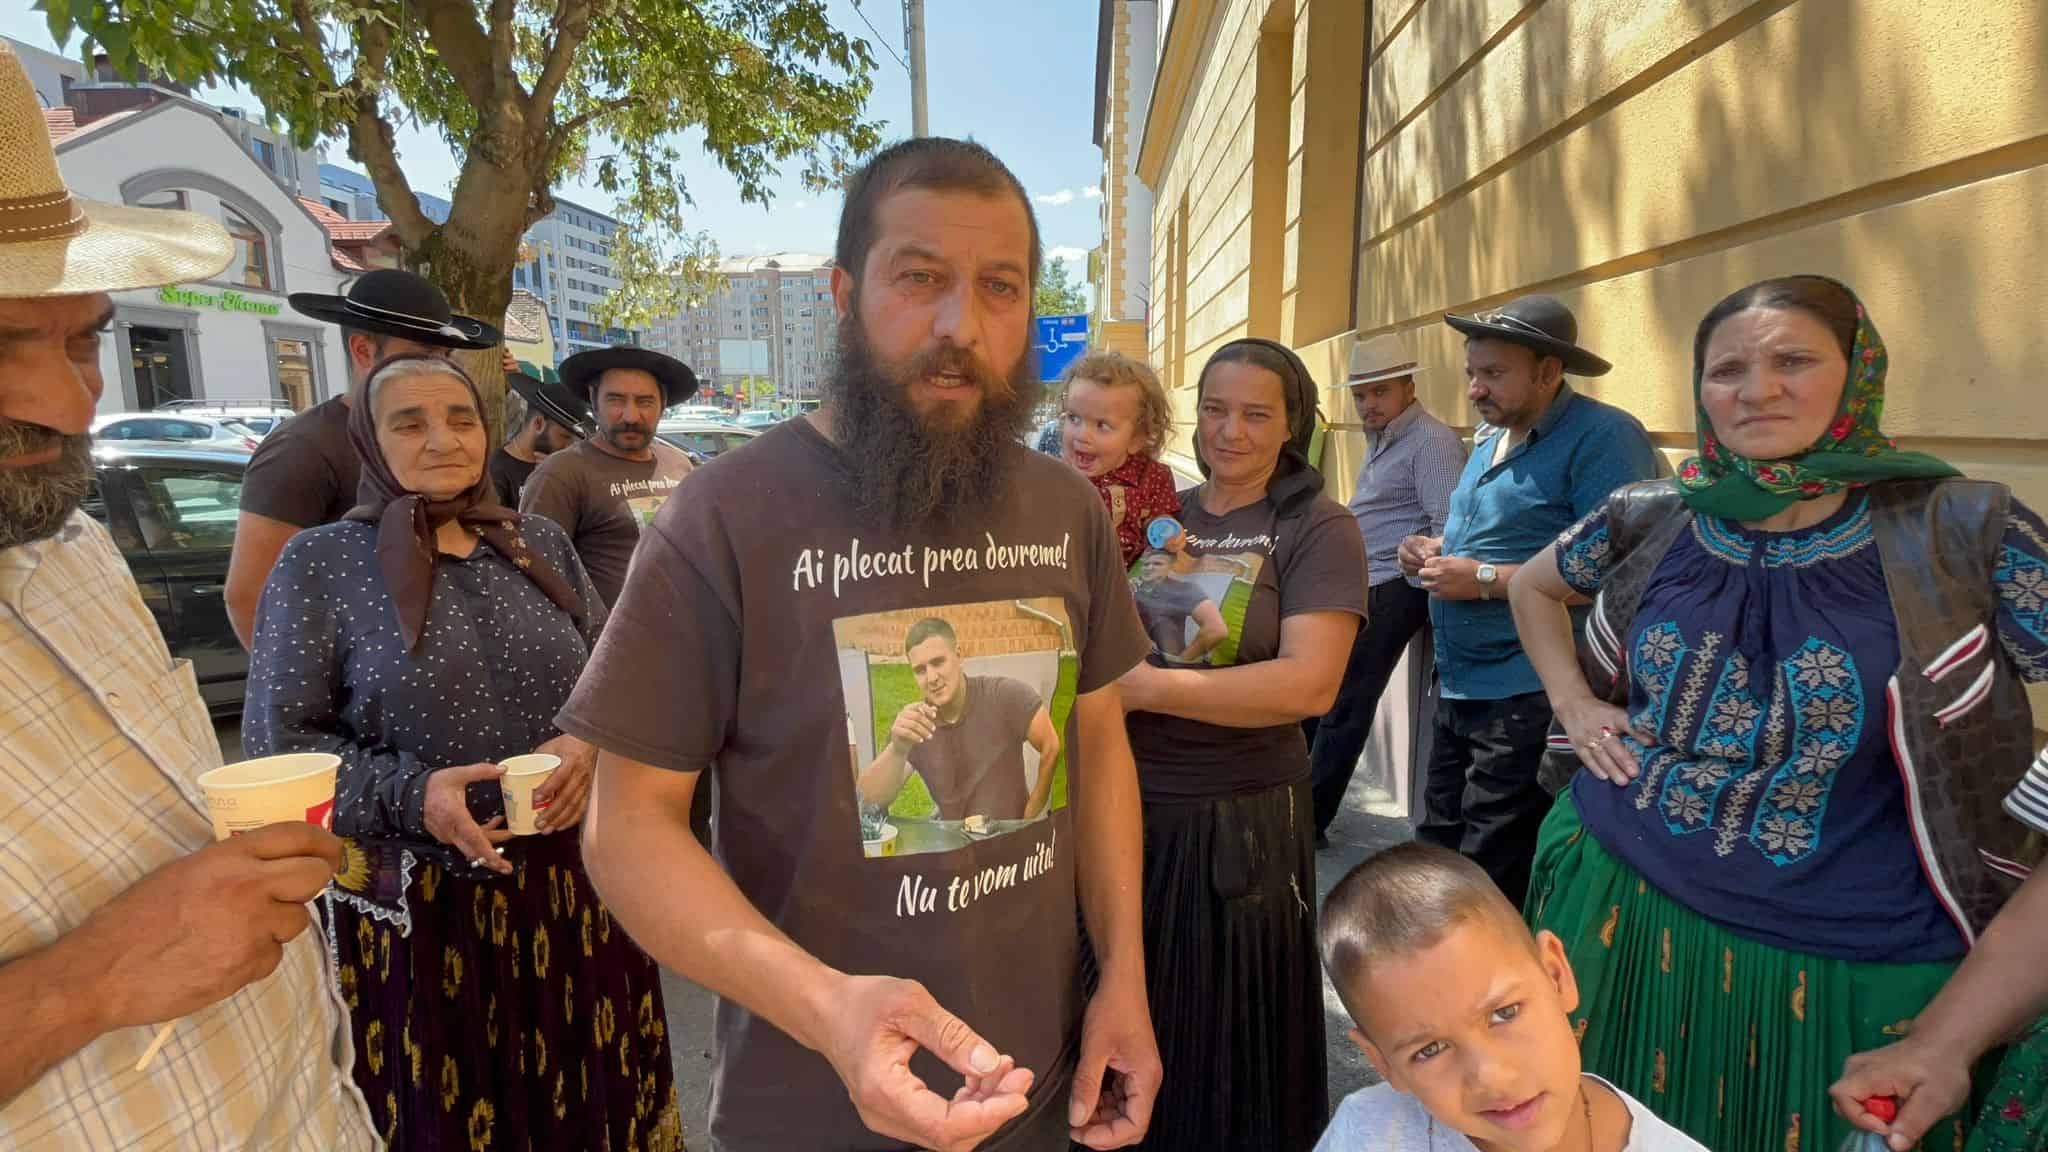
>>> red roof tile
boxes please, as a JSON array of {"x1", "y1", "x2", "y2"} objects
[{"x1": 43, "y1": 107, "x2": 76, "y2": 140}]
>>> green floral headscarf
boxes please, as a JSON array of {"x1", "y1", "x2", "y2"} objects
[{"x1": 1676, "y1": 278, "x2": 1958, "y2": 521}]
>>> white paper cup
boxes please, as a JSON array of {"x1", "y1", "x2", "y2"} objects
[
  {"x1": 195, "y1": 753, "x2": 341, "y2": 842},
  {"x1": 862, "y1": 823, "x2": 899, "y2": 858},
  {"x1": 500, "y1": 754, "x2": 562, "y2": 835}
]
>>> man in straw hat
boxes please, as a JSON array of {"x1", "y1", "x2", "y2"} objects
[
  {"x1": 224, "y1": 266, "x2": 501, "y2": 647},
  {"x1": 1307, "y1": 332, "x2": 1467, "y2": 845},
  {"x1": 519, "y1": 344, "x2": 697, "y2": 610},
  {"x1": 0, "y1": 44, "x2": 375, "y2": 1150},
  {"x1": 1399, "y1": 294, "x2": 1661, "y2": 904}
]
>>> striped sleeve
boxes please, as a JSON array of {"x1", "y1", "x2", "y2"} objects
[
  {"x1": 1993, "y1": 498, "x2": 2048, "y2": 682},
  {"x1": 2006, "y1": 746, "x2": 2048, "y2": 836}
]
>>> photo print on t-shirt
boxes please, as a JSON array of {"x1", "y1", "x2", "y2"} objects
[
  {"x1": 834, "y1": 598, "x2": 1077, "y2": 859},
  {"x1": 1129, "y1": 547, "x2": 1267, "y2": 666}
]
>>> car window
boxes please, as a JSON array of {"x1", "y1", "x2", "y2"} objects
[
  {"x1": 672, "y1": 431, "x2": 722, "y2": 456},
  {"x1": 239, "y1": 417, "x2": 278, "y2": 434},
  {"x1": 164, "y1": 421, "x2": 211, "y2": 440},
  {"x1": 131, "y1": 464, "x2": 244, "y2": 552}
]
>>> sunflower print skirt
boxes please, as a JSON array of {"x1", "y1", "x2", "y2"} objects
[
  {"x1": 1526, "y1": 792, "x2": 2047, "y2": 1152},
  {"x1": 332, "y1": 829, "x2": 684, "y2": 1152}
]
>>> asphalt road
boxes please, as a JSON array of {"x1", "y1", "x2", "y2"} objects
[{"x1": 218, "y1": 721, "x2": 1409, "y2": 1148}]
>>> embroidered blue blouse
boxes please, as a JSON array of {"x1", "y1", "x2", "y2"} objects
[{"x1": 1553, "y1": 491, "x2": 2048, "y2": 962}]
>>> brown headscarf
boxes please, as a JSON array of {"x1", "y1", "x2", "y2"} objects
[{"x1": 344, "y1": 354, "x2": 583, "y2": 651}]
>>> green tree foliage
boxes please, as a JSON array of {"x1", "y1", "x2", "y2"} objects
[
  {"x1": 1033, "y1": 256, "x2": 1087, "y2": 318},
  {"x1": 40, "y1": 0, "x2": 880, "y2": 426}
]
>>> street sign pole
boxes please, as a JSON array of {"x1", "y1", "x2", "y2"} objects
[{"x1": 905, "y1": 0, "x2": 928, "y2": 137}]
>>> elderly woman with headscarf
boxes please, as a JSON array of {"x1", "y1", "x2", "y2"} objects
[
  {"x1": 1508, "y1": 276, "x2": 2047, "y2": 1152},
  {"x1": 243, "y1": 355, "x2": 682, "y2": 1151},
  {"x1": 1117, "y1": 339, "x2": 1368, "y2": 1150}
]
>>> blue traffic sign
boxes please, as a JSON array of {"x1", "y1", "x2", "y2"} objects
[{"x1": 1034, "y1": 314, "x2": 1090, "y2": 382}]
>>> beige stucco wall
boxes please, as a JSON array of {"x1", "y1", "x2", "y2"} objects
[{"x1": 1141, "y1": 0, "x2": 2048, "y2": 723}]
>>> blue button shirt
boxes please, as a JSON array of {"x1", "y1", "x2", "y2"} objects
[{"x1": 1433, "y1": 384, "x2": 1661, "y2": 699}]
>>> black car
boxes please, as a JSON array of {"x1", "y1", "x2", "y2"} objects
[{"x1": 85, "y1": 440, "x2": 250, "y2": 716}]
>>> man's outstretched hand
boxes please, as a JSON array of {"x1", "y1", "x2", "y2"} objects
[
  {"x1": 1068, "y1": 972, "x2": 1160, "y2": 1148},
  {"x1": 818, "y1": 974, "x2": 1035, "y2": 1152}
]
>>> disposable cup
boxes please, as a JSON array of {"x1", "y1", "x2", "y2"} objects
[
  {"x1": 862, "y1": 823, "x2": 900, "y2": 858},
  {"x1": 195, "y1": 754, "x2": 341, "y2": 841},
  {"x1": 500, "y1": 754, "x2": 561, "y2": 835}
]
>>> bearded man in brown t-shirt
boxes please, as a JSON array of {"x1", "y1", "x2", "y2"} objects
[{"x1": 561, "y1": 139, "x2": 1159, "y2": 1152}]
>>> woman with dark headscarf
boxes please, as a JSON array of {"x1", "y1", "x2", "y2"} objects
[
  {"x1": 1118, "y1": 339, "x2": 1368, "y2": 1149},
  {"x1": 1508, "y1": 277, "x2": 2047, "y2": 1152},
  {"x1": 244, "y1": 355, "x2": 681, "y2": 1150}
]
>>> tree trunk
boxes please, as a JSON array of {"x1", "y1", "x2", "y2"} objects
[{"x1": 418, "y1": 151, "x2": 531, "y2": 447}]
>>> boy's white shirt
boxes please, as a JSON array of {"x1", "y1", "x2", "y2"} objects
[{"x1": 1314, "y1": 1074, "x2": 1709, "y2": 1152}]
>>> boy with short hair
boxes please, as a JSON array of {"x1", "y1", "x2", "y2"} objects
[{"x1": 1315, "y1": 842, "x2": 1706, "y2": 1152}]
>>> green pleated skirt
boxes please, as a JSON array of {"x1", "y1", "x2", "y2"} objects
[{"x1": 1525, "y1": 791, "x2": 2048, "y2": 1152}]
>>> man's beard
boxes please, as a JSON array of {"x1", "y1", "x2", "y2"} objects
[
  {"x1": 0, "y1": 421, "x2": 93, "y2": 550},
  {"x1": 828, "y1": 310, "x2": 1039, "y2": 532}
]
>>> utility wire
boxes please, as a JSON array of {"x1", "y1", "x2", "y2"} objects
[{"x1": 851, "y1": 0, "x2": 910, "y2": 72}]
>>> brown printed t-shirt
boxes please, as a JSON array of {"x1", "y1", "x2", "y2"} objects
[
  {"x1": 557, "y1": 419, "x2": 1150, "y2": 1151},
  {"x1": 519, "y1": 437, "x2": 692, "y2": 609},
  {"x1": 1126, "y1": 489, "x2": 1368, "y2": 801},
  {"x1": 239, "y1": 395, "x2": 360, "y2": 528},
  {"x1": 907, "y1": 675, "x2": 1043, "y2": 821}
]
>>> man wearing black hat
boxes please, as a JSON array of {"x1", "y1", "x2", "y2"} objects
[
  {"x1": 1397, "y1": 294, "x2": 1661, "y2": 904},
  {"x1": 224, "y1": 268, "x2": 500, "y2": 647},
  {"x1": 519, "y1": 346, "x2": 696, "y2": 610},
  {"x1": 489, "y1": 358, "x2": 588, "y2": 509}
]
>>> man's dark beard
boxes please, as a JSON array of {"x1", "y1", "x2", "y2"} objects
[
  {"x1": 0, "y1": 421, "x2": 93, "y2": 549},
  {"x1": 828, "y1": 310, "x2": 1039, "y2": 532}
]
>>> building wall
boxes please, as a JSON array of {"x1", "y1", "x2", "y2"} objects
[
  {"x1": 645, "y1": 256, "x2": 838, "y2": 407},
  {"x1": 516, "y1": 199, "x2": 636, "y2": 359},
  {"x1": 55, "y1": 103, "x2": 350, "y2": 410},
  {"x1": 1139, "y1": 0, "x2": 2048, "y2": 730},
  {"x1": 1099, "y1": 1, "x2": 1159, "y2": 326}
]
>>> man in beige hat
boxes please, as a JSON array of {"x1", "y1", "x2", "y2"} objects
[
  {"x1": 1307, "y1": 332, "x2": 1466, "y2": 844},
  {"x1": 0, "y1": 44, "x2": 375, "y2": 1150}
]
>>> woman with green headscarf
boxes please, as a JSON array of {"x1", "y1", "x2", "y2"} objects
[{"x1": 1504, "y1": 276, "x2": 2048, "y2": 1152}]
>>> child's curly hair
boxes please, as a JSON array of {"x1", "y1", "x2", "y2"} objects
[{"x1": 1055, "y1": 351, "x2": 1174, "y2": 458}]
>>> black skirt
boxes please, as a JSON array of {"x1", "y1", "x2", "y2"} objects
[{"x1": 1134, "y1": 778, "x2": 1326, "y2": 1152}]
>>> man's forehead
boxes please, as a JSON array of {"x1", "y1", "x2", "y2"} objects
[
  {"x1": 597, "y1": 368, "x2": 661, "y2": 397},
  {"x1": 0, "y1": 292, "x2": 113, "y2": 332},
  {"x1": 869, "y1": 187, "x2": 1033, "y2": 269}
]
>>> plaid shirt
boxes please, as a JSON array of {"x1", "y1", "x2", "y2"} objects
[{"x1": 0, "y1": 514, "x2": 376, "y2": 1151}]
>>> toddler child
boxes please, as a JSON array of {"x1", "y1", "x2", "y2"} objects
[
  {"x1": 1054, "y1": 351, "x2": 1179, "y2": 567},
  {"x1": 1316, "y1": 842, "x2": 1708, "y2": 1152}
]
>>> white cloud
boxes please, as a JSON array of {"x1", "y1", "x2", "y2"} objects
[
  {"x1": 1083, "y1": 186, "x2": 1102, "y2": 199},
  {"x1": 1046, "y1": 246, "x2": 1089, "y2": 266},
  {"x1": 1034, "y1": 189, "x2": 1078, "y2": 207},
  {"x1": 790, "y1": 201, "x2": 809, "y2": 210}
]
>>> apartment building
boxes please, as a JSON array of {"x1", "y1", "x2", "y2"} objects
[{"x1": 643, "y1": 253, "x2": 838, "y2": 407}]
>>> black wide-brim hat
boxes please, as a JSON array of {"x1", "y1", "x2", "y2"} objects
[
  {"x1": 288, "y1": 268, "x2": 501, "y2": 350},
  {"x1": 507, "y1": 361, "x2": 594, "y2": 438},
  {"x1": 1444, "y1": 294, "x2": 1612, "y2": 377},
  {"x1": 560, "y1": 346, "x2": 700, "y2": 407}
]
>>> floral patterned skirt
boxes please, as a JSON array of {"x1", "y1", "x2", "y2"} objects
[
  {"x1": 1527, "y1": 791, "x2": 2047, "y2": 1152},
  {"x1": 331, "y1": 830, "x2": 683, "y2": 1151}
]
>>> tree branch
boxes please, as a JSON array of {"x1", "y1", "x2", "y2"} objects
[
  {"x1": 344, "y1": 20, "x2": 435, "y2": 251},
  {"x1": 529, "y1": 0, "x2": 596, "y2": 118},
  {"x1": 488, "y1": 0, "x2": 516, "y2": 81},
  {"x1": 286, "y1": 0, "x2": 338, "y2": 91},
  {"x1": 559, "y1": 93, "x2": 640, "y2": 137},
  {"x1": 416, "y1": 0, "x2": 498, "y2": 113}
]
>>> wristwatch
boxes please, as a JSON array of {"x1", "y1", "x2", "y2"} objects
[{"x1": 1475, "y1": 563, "x2": 1499, "y2": 599}]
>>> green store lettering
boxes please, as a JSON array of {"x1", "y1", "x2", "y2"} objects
[{"x1": 156, "y1": 285, "x2": 282, "y2": 316}]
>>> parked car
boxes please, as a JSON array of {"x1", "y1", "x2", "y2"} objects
[
  {"x1": 656, "y1": 419, "x2": 760, "y2": 460},
  {"x1": 93, "y1": 412, "x2": 262, "y2": 450},
  {"x1": 156, "y1": 398, "x2": 297, "y2": 437},
  {"x1": 663, "y1": 403, "x2": 736, "y2": 424},
  {"x1": 734, "y1": 409, "x2": 783, "y2": 430},
  {"x1": 85, "y1": 440, "x2": 251, "y2": 716}
]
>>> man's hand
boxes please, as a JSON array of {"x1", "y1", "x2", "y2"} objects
[
  {"x1": 532, "y1": 734, "x2": 596, "y2": 833},
  {"x1": 1418, "y1": 555, "x2": 1483, "y2": 600},
  {"x1": 889, "y1": 702, "x2": 939, "y2": 750},
  {"x1": 816, "y1": 973, "x2": 1034, "y2": 1152},
  {"x1": 1398, "y1": 534, "x2": 1442, "y2": 580},
  {"x1": 1116, "y1": 662, "x2": 1164, "y2": 714},
  {"x1": 1068, "y1": 972, "x2": 1159, "y2": 1148},
  {"x1": 423, "y1": 763, "x2": 515, "y2": 874},
  {"x1": 1831, "y1": 1036, "x2": 1975, "y2": 1152},
  {"x1": 77, "y1": 822, "x2": 343, "y2": 1030},
  {"x1": 501, "y1": 348, "x2": 520, "y2": 375}
]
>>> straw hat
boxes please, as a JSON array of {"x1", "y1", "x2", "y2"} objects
[
  {"x1": 1347, "y1": 332, "x2": 1421, "y2": 387},
  {"x1": 0, "y1": 43, "x2": 233, "y2": 298}
]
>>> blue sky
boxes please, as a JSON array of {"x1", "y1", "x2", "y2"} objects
[{"x1": 4, "y1": 1, "x2": 1107, "y2": 270}]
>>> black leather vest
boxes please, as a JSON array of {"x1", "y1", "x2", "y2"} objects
[{"x1": 1542, "y1": 478, "x2": 2043, "y2": 941}]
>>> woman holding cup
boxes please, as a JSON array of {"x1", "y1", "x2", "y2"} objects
[{"x1": 243, "y1": 355, "x2": 680, "y2": 1150}]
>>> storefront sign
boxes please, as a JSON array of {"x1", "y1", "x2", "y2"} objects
[{"x1": 157, "y1": 285, "x2": 282, "y2": 316}]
